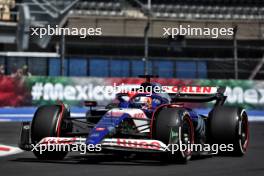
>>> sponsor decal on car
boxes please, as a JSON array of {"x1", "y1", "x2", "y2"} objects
[
  {"x1": 106, "y1": 109, "x2": 147, "y2": 119},
  {"x1": 89, "y1": 133, "x2": 100, "y2": 137},
  {"x1": 116, "y1": 138, "x2": 161, "y2": 150},
  {"x1": 38, "y1": 137, "x2": 85, "y2": 145},
  {"x1": 95, "y1": 127, "x2": 105, "y2": 131},
  {"x1": 105, "y1": 111, "x2": 124, "y2": 117},
  {"x1": 102, "y1": 138, "x2": 166, "y2": 151},
  {"x1": 133, "y1": 113, "x2": 145, "y2": 119},
  {"x1": 164, "y1": 86, "x2": 218, "y2": 94}
]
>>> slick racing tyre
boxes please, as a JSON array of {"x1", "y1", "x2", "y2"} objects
[
  {"x1": 31, "y1": 105, "x2": 71, "y2": 160},
  {"x1": 208, "y1": 106, "x2": 249, "y2": 156},
  {"x1": 153, "y1": 107, "x2": 194, "y2": 163}
]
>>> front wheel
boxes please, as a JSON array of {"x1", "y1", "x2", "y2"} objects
[
  {"x1": 31, "y1": 104, "x2": 71, "y2": 160},
  {"x1": 153, "y1": 108, "x2": 194, "y2": 163}
]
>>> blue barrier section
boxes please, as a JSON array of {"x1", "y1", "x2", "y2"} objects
[
  {"x1": 0, "y1": 107, "x2": 87, "y2": 122},
  {"x1": 0, "y1": 107, "x2": 263, "y2": 122}
]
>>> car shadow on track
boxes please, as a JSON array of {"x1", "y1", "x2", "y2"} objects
[{"x1": 11, "y1": 153, "x2": 212, "y2": 166}]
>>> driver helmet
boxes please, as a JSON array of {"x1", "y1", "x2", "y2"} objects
[{"x1": 134, "y1": 96, "x2": 152, "y2": 109}]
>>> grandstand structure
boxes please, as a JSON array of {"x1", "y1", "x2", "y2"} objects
[
  {"x1": 73, "y1": 0, "x2": 264, "y2": 20},
  {"x1": 0, "y1": 0, "x2": 264, "y2": 79}
]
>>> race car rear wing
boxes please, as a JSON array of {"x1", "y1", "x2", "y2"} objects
[{"x1": 167, "y1": 86, "x2": 226, "y2": 105}]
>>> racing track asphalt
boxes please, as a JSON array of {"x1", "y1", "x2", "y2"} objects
[{"x1": 0, "y1": 122, "x2": 263, "y2": 176}]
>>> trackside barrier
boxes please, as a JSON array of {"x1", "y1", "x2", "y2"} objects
[{"x1": 0, "y1": 107, "x2": 263, "y2": 122}]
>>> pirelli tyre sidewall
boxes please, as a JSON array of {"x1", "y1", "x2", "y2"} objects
[
  {"x1": 208, "y1": 106, "x2": 249, "y2": 156},
  {"x1": 153, "y1": 107, "x2": 194, "y2": 163},
  {"x1": 31, "y1": 105, "x2": 69, "y2": 160}
]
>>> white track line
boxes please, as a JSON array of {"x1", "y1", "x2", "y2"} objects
[{"x1": 0, "y1": 113, "x2": 86, "y2": 118}]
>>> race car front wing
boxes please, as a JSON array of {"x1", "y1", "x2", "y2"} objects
[{"x1": 19, "y1": 122, "x2": 167, "y2": 153}]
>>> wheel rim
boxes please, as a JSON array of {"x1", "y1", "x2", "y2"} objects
[
  {"x1": 240, "y1": 112, "x2": 249, "y2": 152},
  {"x1": 181, "y1": 116, "x2": 194, "y2": 156}
]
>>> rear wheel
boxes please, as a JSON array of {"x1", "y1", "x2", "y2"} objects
[
  {"x1": 153, "y1": 108, "x2": 194, "y2": 163},
  {"x1": 31, "y1": 105, "x2": 71, "y2": 160},
  {"x1": 208, "y1": 106, "x2": 249, "y2": 156}
]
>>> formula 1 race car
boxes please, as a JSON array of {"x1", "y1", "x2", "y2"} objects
[{"x1": 19, "y1": 75, "x2": 249, "y2": 163}]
